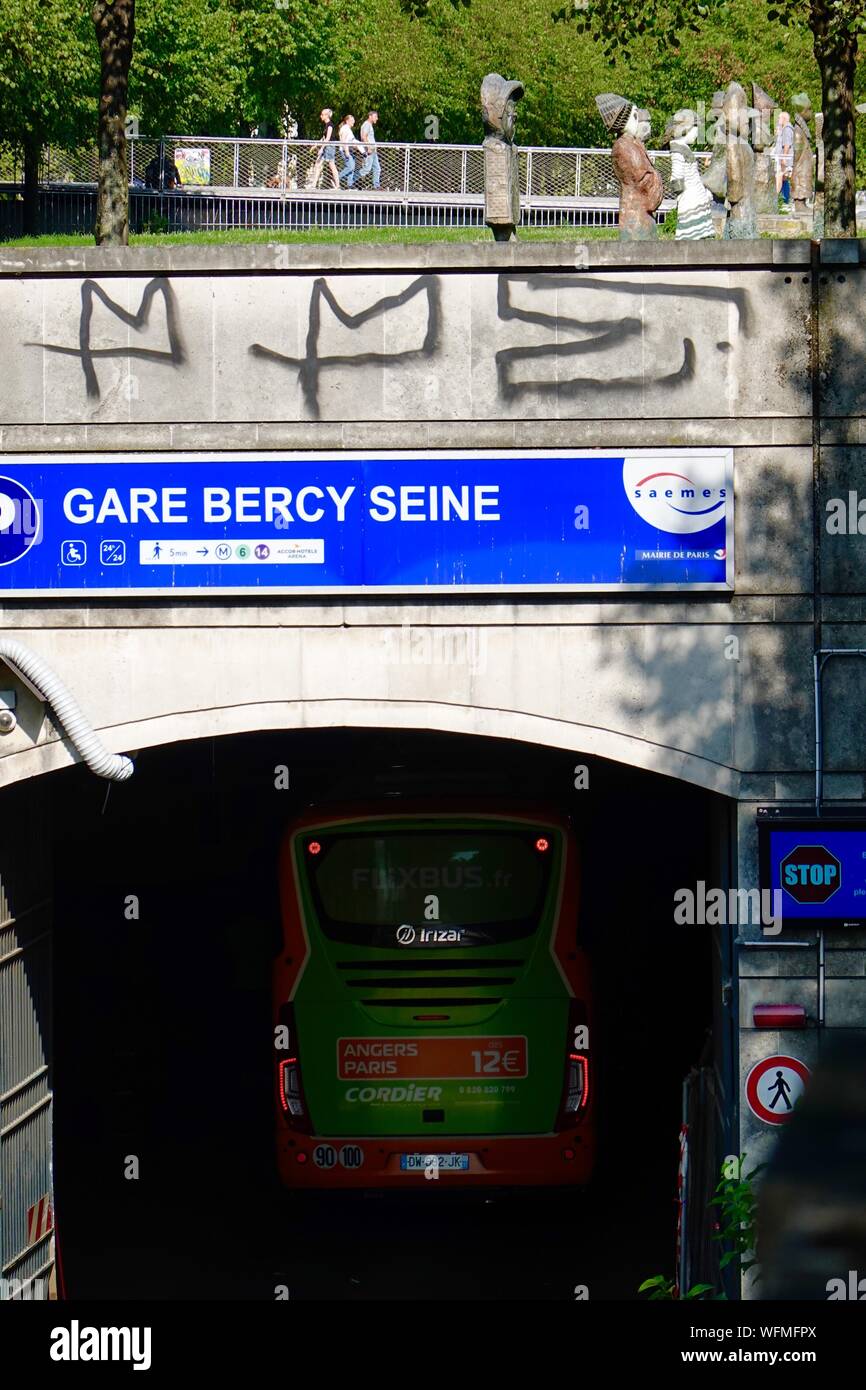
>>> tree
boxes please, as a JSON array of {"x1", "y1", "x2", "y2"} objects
[
  {"x1": 0, "y1": 0, "x2": 97, "y2": 233},
  {"x1": 556, "y1": 0, "x2": 865, "y2": 236},
  {"x1": 130, "y1": 0, "x2": 242, "y2": 135},
  {"x1": 224, "y1": 0, "x2": 350, "y2": 136},
  {"x1": 93, "y1": 0, "x2": 136, "y2": 244},
  {"x1": 782, "y1": 0, "x2": 863, "y2": 235}
]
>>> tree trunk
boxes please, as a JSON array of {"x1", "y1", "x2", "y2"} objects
[
  {"x1": 22, "y1": 135, "x2": 40, "y2": 236},
  {"x1": 92, "y1": 0, "x2": 136, "y2": 246},
  {"x1": 812, "y1": 1, "x2": 858, "y2": 237}
]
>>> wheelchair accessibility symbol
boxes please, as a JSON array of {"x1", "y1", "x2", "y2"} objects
[{"x1": 61, "y1": 540, "x2": 86, "y2": 566}]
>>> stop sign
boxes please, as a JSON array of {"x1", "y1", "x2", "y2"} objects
[{"x1": 780, "y1": 843, "x2": 842, "y2": 904}]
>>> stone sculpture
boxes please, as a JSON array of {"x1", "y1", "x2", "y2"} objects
[
  {"x1": 702, "y1": 82, "x2": 757, "y2": 239},
  {"x1": 723, "y1": 83, "x2": 758, "y2": 238},
  {"x1": 791, "y1": 92, "x2": 815, "y2": 214},
  {"x1": 481, "y1": 73, "x2": 524, "y2": 241},
  {"x1": 662, "y1": 108, "x2": 715, "y2": 239},
  {"x1": 596, "y1": 92, "x2": 663, "y2": 240},
  {"x1": 701, "y1": 91, "x2": 727, "y2": 205},
  {"x1": 751, "y1": 82, "x2": 780, "y2": 216}
]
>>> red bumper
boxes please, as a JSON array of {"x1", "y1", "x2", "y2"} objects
[{"x1": 277, "y1": 1131, "x2": 595, "y2": 1189}]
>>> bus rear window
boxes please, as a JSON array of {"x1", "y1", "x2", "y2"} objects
[{"x1": 302, "y1": 829, "x2": 555, "y2": 936}]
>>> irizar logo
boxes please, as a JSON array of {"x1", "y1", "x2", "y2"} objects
[
  {"x1": 396, "y1": 924, "x2": 464, "y2": 945},
  {"x1": 623, "y1": 456, "x2": 727, "y2": 536}
]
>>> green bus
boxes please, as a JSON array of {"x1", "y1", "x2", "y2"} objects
[{"x1": 274, "y1": 801, "x2": 594, "y2": 1188}]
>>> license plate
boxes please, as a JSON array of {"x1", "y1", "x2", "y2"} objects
[{"x1": 399, "y1": 1153, "x2": 470, "y2": 1172}]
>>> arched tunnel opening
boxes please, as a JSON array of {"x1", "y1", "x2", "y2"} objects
[{"x1": 44, "y1": 727, "x2": 731, "y2": 1300}]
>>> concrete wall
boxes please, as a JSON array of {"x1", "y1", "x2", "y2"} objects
[
  {"x1": 1, "y1": 238, "x2": 862, "y2": 803},
  {"x1": 1, "y1": 236, "x2": 865, "y2": 1207}
]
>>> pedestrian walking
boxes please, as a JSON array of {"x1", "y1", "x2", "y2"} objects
[
  {"x1": 338, "y1": 115, "x2": 362, "y2": 188},
  {"x1": 357, "y1": 111, "x2": 381, "y2": 190},
  {"x1": 307, "y1": 108, "x2": 340, "y2": 190},
  {"x1": 773, "y1": 111, "x2": 794, "y2": 210}
]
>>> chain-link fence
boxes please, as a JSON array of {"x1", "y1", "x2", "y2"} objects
[
  {"x1": 2, "y1": 136, "x2": 689, "y2": 198},
  {"x1": 0, "y1": 135, "x2": 702, "y2": 237}
]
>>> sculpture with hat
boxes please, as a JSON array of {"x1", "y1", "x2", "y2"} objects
[
  {"x1": 790, "y1": 92, "x2": 815, "y2": 215},
  {"x1": 661, "y1": 108, "x2": 716, "y2": 239},
  {"x1": 596, "y1": 92, "x2": 663, "y2": 239},
  {"x1": 481, "y1": 72, "x2": 524, "y2": 241}
]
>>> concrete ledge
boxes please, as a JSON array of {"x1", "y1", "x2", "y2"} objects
[
  {"x1": 0, "y1": 237, "x2": 813, "y2": 277},
  {"x1": 0, "y1": 419, "x2": 814, "y2": 454},
  {"x1": 0, "y1": 595, "x2": 809, "y2": 627}
]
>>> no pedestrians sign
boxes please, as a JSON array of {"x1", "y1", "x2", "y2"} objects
[{"x1": 745, "y1": 1054, "x2": 811, "y2": 1125}]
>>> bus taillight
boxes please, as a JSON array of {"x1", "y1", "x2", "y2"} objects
[
  {"x1": 565, "y1": 1054, "x2": 589, "y2": 1113},
  {"x1": 555, "y1": 1002, "x2": 590, "y2": 1130},
  {"x1": 277, "y1": 1005, "x2": 311, "y2": 1133}
]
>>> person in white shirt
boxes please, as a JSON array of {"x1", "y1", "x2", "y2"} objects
[
  {"x1": 338, "y1": 115, "x2": 362, "y2": 188},
  {"x1": 773, "y1": 111, "x2": 794, "y2": 208},
  {"x1": 357, "y1": 111, "x2": 381, "y2": 190}
]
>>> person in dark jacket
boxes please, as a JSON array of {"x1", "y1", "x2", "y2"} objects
[{"x1": 144, "y1": 150, "x2": 182, "y2": 191}]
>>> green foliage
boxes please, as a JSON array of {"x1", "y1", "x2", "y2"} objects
[
  {"x1": 710, "y1": 1152, "x2": 765, "y2": 1276},
  {"x1": 140, "y1": 209, "x2": 170, "y2": 232},
  {"x1": 638, "y1": 1152, "x2": 764, "y2": 1300},
  {"x1": 1, "y1": 0, "x2": 864, "y2": 195},
  {"x1": 638, "y1": 1274, "x2": 715, "y2": 1299},
  {"x1": 0, "y1": 0, "x2": 98, "y2": 150},
  {"x1": 130, "y1": 0, "x2": 243, "y2": 134}
]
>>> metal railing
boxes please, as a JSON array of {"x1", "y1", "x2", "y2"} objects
[
  {"x1": 3, "y1": 135, "x2": 685, "y2": 199},
  {"x1": 0, "y1": 135, "x2": 698, "y2": 238}
]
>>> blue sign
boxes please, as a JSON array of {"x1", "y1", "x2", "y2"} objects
[
  {"x1": 0, "y1": 450, "x2": 733, "y2": 596},
  {"x1": 764, "y1": 825, "x2": 866, "y2": 927}
]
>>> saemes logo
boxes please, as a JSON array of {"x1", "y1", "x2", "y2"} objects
[
  {"x1": 396, "y1": 925, "x2": 464, "y2": 945},
  {"x1": 623, "y1": 457, "x2": 727, "y2": 535}
]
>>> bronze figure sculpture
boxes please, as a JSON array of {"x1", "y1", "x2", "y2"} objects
[
  {"x1": 596, "y1": 92, "x2": 663, "y2": 240},
  {"x1": 481, "y1": 73, "x2": 524, "y2": 242}
]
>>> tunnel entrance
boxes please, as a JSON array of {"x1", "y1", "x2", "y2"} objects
[{"x1": 47, "y1": 728, "x2": 732, "y2": 1300}]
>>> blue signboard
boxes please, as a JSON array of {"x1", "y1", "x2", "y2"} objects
[
  {"x1": 0, "y1": 450, "x2": 733, "y2": 597},
  {"x1": 762, "y1": 823, "x2": 866, "y2": 928}
]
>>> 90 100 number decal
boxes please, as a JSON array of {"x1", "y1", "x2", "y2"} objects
[{"x1": 312, "y1": 1144, "x2": 364, "y2": 1169}]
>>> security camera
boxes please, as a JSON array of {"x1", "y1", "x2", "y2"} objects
[{"x1": 0, "y1": 708, "x2": 18, "y2": 734}]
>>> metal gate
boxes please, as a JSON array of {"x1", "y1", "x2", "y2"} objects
[{"x1": 0, "y1": 779, "x2": 53, "y2": 1299}]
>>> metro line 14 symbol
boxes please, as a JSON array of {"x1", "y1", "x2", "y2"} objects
[
  {"x1": 746, "y1": 1055, "x2": 811, "y2": 1126},
  {"x1": 780, "y1": 844, "x2": 842, "y2": 904}
]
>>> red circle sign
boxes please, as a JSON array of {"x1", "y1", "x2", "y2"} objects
[{"x1": 745, "y1": 1054, "x2": 811, "y2": 1125}]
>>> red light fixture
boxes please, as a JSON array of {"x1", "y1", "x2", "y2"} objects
[
  {"x1": 535, "y1": 836, "x2": 550, "y2": 853},
  {"x1": 753, "y1": 1003, "x2": 807, "y2": 1029},
  {"x1": 296, "y1": 1151, "x2": 308, "y2": 1164},
  {"x1": 307, "y1": 840, "x2": 322, "y2": 855}
]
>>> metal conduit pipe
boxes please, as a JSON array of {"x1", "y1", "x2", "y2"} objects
[{"x1": 0, "y1": 637, "x2": 134, "y2": 782}]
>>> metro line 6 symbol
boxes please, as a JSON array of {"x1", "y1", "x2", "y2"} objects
[{"x1": 0, "y1": 477, "x2": 40, "y2": 566}]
